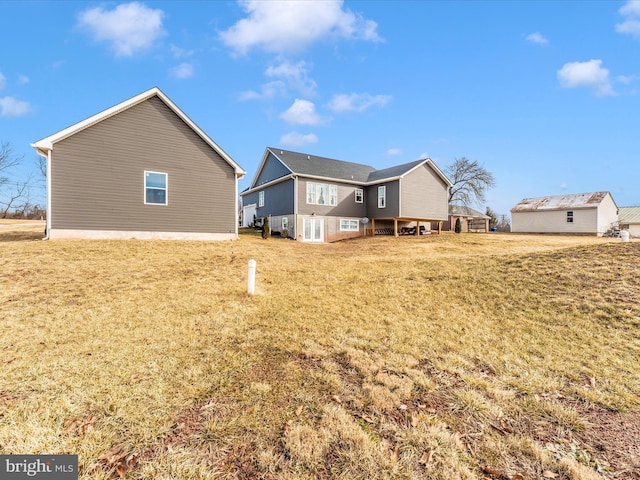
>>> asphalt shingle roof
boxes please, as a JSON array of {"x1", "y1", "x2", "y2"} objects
[
  {"x1": 366, "y1": 159, "x2": 426, "y2": 182},
  {"x1": 269, "y1": 148, "x2": 376, "y2": 183},
  {"x1": 449, "y1": 205, "x2": 490, "y2": 218},
  {"x1": 269, "y1": 148, "x2": 431, "y2": 184}
]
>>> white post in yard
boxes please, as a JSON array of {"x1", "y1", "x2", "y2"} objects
[{"x1": 247, "y1": 259, "x2": 256, "y2": 295}]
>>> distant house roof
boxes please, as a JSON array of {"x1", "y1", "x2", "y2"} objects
[
  {"x1": 449, "y1": 205, "x2": 490, "y2": 218},
  {"x1": 32, "y1": 87, "x2": 246, "y2": 177},
  {"x1": 257, "y1": 147, "x2": 451, "y2": 187},
  {"x1": 619, "y1": 206, "x2": 640, "y2": 224},
  {"x1": 511, "y1": 192, "x2": 614, "y2": 212}
]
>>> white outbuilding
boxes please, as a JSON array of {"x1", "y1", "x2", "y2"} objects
[{"x1": 511, "y1": 191, "x2": 618, "y2": 236}]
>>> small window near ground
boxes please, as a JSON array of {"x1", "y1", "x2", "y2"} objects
[
  {"x1": 355, "y1": 188, "x2": 363, "y2": 203},
  {"x1": 259, "y1": 191, "x2": 265, "y2": 207},
  {"x1": 340, "y1": 219, "x2": 359, "y2": 231},
  {"x1": 145, "y1": 171, "x2": 167, "y2": 205},
  {"x1": 567, "y1": 211, "x2": 573, "y2": 223},
  {"x1": 378, "y1": 186, "x2": 386, "y2": 208}
]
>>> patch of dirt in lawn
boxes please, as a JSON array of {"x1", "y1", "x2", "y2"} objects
[{"x1": 580, "y1": 409, "x2": 640, "y2": 479}]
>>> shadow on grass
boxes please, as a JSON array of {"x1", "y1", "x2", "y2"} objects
[{"x1": 0, "y1": 230, "x2": 45, "y2": 242}]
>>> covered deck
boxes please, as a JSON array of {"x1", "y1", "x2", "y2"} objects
[{"x1": 366, "y1": 217, "x2": 443, "y2": 237}]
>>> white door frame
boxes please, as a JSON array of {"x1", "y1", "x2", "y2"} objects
[{"x1": 303, "y1": 217, "x2": 324, "y2": 242}]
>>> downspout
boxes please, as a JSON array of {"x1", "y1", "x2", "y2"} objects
[
  {"x1": 45, "y1": 149, "x2": 51, "y2": 239},
  {"x1": 235, "y1": 172, "x2": 239, "y2": 239},
  {"x1": 293, "y1": 176, "x2": 298, "y2": 240}
]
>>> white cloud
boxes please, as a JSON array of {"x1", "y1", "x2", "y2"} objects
[
  {"x1": 419, "y1": 152, "x2": 429, "y2": 159},
  {"x1": 77, "y1": 2, "x2": 165, "y2": 57},
  {"x1": 526, "y1": 32, "x2": 548, "y2": 45},
  {"x1": 219, "y1": 0, "x2": 381, "y2": 55},
  {"x1": 170, "y1": 44, "x2": 194, "y2": 59},
  {"x1": 618, "y1": 74, "x2": 640, "y2": 84},
  {"x1": 239, "y1": 81, "x2": 286, "y2": 100},
  {"x1": 616, "y1": 1, "x2": 640, "y2": 38},
  {"x1": 0, "y1": 96, "x2": 32, "y2": 117},
  {"x1": 0, "y1": 72, "x2": 5, "y2": 90},
  {"x1": 280, "y1": 99, "x2": 325, "y2": 125},
  {"x1": 557, "y1": 59, "x2": 615, "y2": 96},
  {"x1": 280, "y1": 131, "x2": 319, "y2": 147},
  {"x1": 18, "y1": 75, "x2": 29, "y2": 85},
  {"x1": 266, "y1": 60, "x2": 317, "y2": 97},
  {"x1": 559, "y1": 182, "x2": 568, "y2": 190},
  {"x1": 169, "y1": 62, "x2": 194, "y2": 79},
  {"x1": 241, "y1": 61, "x2": 317, "y2": 101},
  {"x1": 326, "y1": 93, "x2": 391, "y2": 113},
  {"x1": 386, "y1": 148, "x2": 402, "y2": 156}
]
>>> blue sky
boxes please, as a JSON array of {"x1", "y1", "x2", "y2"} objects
[{"x1": 1, "y1": 0, "x2": 639, "y2": 217}]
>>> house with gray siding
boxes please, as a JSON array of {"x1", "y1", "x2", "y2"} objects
[
  {"x1": 32, "y1": 87, "x2": 245, "y2": 240},
  {"x1": 241, "y1": 148, "x2": 451, "y2": 243}
]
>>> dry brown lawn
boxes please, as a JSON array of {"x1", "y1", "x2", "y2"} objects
[{"x1": 1, "y1": 227, "x2": 638, "y2": 479}]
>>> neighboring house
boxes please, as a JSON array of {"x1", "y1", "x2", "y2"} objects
[
  {"x1": 618, "y1": 206, "x2": 640, "y2": 238},
  {"x1": 241, "y1": 147, "x2": 452, "y2": 243},
  {"x1": 511, "y1": 191, "x2": 618, "y2": 236},
  {"x1": 444, "y1": 205, "x2": 490, "y2": 232},
  {"x1": 32, "y1": 87, "x2": 245, "y2": 240}
]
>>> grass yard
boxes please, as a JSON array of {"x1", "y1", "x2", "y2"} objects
[{"x1": 1, "y1": 227, "x2": 639, "y2": 479}]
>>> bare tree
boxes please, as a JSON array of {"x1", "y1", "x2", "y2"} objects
[
  {"x1": 445, "y1": 157, "x2": 496, "y2": 206},
  {"x1": 1, "y1": 141, "x2": 22, "y2": 186},
  {"x1": 0, "y1": 141, "x2": 31, "y2": 218}
]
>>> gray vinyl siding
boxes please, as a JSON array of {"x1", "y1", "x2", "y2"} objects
[
  {"x1": 366, "y1": 181, "x2": 400, "y2": 218},
  {"x1": 50, "y1": 96, "x2": 236, "y2": 233},
  {"x1": 243, "y1": 179, "x2": 295, "y2": 219},
  {"x1": 297, "y1": 178, "x2": 368, "y2": 217},
  {"x1": 254, "y1": 153, "x2": 291, "y2": 186},
  {"x1": 400, "y1": 164, "x2": 449, "y2": 219}
]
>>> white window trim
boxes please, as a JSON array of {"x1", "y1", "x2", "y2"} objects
[
  {"x1": 355, "y1": 188, "x2": 363, "y2": 203},
  {"x1": 258, "y1": 191, "x2": 265, "y2": 207},
  {"x1": 378, "y1": 185, "x2": 386, "y2": 208},
  {"x1": 329, "y1": 185, "x2": 338, "y2": 206},
  {"x1": 340, "y1": 218, "x2": 359, "y2": 231},
  {"x1": 307, "y1": 181, "x2": 338, "y2": 206},
  {"x1": 566, "y1": 211, "x2": 573, "y2": 223},
  {"x1": 144, "y1": 171, "x2": 168, "y2": 205}
]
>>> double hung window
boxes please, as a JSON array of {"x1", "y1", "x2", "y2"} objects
[{"x1": 145, "y1": 171, "x2": 167, "y2": 205}]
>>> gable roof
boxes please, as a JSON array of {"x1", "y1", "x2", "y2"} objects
[
  {"x1": 268, "y1": 148, "x2": 376, "y2": 183},
  {"x1": 511, "y1": 192, "x2": 613, "y2": 212},
  {"x1": 619, "y1": 206, "x2": 640, "y2": 224},
  {"x1": 31, "y1": 87, "x2": 245, "y2": 177},
  {"x1": 449, "y1": 205, "x2": 490, "y2": 218},
  {"x1": 246, "y1": 147, "x2": 451, "y2": 192}
]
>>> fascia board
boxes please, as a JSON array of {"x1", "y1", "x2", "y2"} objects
[{"x1": 240, "y1": 173, "x2": 295, "y2": 196}]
